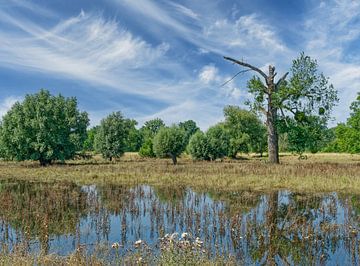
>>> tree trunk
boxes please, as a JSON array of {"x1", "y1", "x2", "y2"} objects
[
  {"x1": 169, "y1": 153, "x2": 177, "y2": 165},
  {"x1": 39, "y1": 158, "x2": 50, "y2": 166},
  {"x1": 267, "y1": 108, "x2": 279, "y2": 164},
  {"x1": 267, "y1": 66, "x2": 280, "y2": 164}
]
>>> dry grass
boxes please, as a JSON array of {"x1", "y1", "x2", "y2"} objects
[{"x1": 0, "y1": 152, "x2": 360, "y2": 194}]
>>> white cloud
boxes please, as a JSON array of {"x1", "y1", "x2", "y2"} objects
[
  {"x1": 203, "y1": 14, "x2": 287, "y2": 53},
  {"x1": 169, "y1": 2, "x2": 199, "y2": 20},
  {"x1": 199, "y1": 65, "x2": 219, "y2": 84},
  {"x1": 0, "y1": 96, "x2": 21, "y2": 119}
]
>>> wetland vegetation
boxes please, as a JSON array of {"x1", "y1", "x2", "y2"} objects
[{"x1": 0, "y1": 175, "x2": 359, "y2": 265}]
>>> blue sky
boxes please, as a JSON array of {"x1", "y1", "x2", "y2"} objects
[{"x1": 0, "y1": 0, "x2": 359, "y2": 129}]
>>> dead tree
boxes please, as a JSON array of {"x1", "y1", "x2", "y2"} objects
[{"x1": 223, "y1": 56, "x2": 288, "y2": 164}]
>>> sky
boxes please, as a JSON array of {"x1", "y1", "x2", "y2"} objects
[{"x1": 0, "y1": 0, "x2": 359, "y2": 129}]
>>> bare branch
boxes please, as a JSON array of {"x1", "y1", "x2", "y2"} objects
[
  {"x1": 276, "y1": 72, "x2": 289, "y2": 88},
  {"x1": 219, "y1": 69, "x2": 251, "y2": 87},
  {"x1": 224, "y1": 56, "x2": 268, "y2": 80}
]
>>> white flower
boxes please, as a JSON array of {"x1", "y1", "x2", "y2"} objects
[
  {"x1": 134, "y1": 239, "x2": 143, "y2": 248},
  {"x1": 111, "y1": 242, "x2": 120, "y2": 249},
  {"x1": 181, "y1": 232, "x2": 189, "y2": 239}
]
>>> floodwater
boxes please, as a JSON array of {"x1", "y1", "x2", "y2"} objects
[{"x1": 0, "y1": 179, "x2": 359, "y2": 265}]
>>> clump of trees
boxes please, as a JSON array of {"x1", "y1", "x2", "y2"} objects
[
  {"x1": 277, "y1": 116, "x2": 330, "y2": 158},
  {"x1": 187, "y1": 107, "x2": 266, "y2": 161},
  {"x1": 326, "y1": 93, "x2": 360, "y2": 153},
  {"x1": 139, "y1": 118, "x2": 165, "y2": 157},
  {"x1": 153, "y1": 126, "x2": 186, "y2": 165},
  {"x1": 223, "y1": 106, "x2": 267, "y2": 157},
  {"x1": 0, "y1": 89, "x2": 89, "y2": 165},
  {"x1": 187, "y1": 124, "x2": 231, "y2": 161}
]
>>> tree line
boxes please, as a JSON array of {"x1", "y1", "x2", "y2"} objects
[
  {"x1": 0, "y1": 89, "x2": 358, "y2": 166},
  {"x1": 0, "y1": 53, "x2": 358, "y2": 165}
]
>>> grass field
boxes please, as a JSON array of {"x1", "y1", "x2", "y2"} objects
[{"x1": 1, "y1": 152, "x2": 359, "y2": 194}]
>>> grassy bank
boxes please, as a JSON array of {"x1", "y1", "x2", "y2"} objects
[{"x1": 0, "y1": 153, "x2": 360, "y2": 194}]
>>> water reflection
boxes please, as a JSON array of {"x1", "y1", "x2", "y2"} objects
[{"x1": 0, "y1": 179, "x2": 358, "y2": 264}]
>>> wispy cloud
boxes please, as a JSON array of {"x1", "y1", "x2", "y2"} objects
[
  {"x1": 0, "y1": 10, "x2": 173, "y2": 98},
  {"x1": 0, "y1": 0, "x2": 358, "y2": 129}
]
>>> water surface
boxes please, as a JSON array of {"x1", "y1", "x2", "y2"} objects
[{"x1": 0, "y1": 179, "x2": 359, "y2": 265}]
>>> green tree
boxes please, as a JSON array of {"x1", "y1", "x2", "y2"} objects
[
  {"x1": 153, "y1": 126, "x2": 186, "y2": 165},
  {"x1": 224, "y1": 53, "x2": 338, "y2": 163},
  {"x1": 328, "y1": 93, "x2": 360, "y2": 153},
  {"x1": 94, "y1": 111, "x2": 132, "y2": 161},
  {"x1": 139, "y1": 118, "x2": 165, "y2": 157},
  {"x1": 188, "y1": 124, "x2": 230, "y2": 161},
  {"x1": 124, "y1": 119, "x2": 143, "y2": 152},
  {"x1": 178, "y1": 120, "x2": 199, "y2": 145},
  {"x1": 83, "y1": 126, "x2": 99, "y2": 151},
  {"x1": 223, "y1": 106, "x2": 267, "y2": 157},
  {"x1": 187, "y1": 131, "x2": 210, "y2": 160},
  {"x1": 277, "y1": 116, "x2": 328, "y2": 158},
  {"x1": 0, "y1": 89, "x2": 88, "y2": 166},
  {"x1": 206, "y1": 124, "x2": 230, "y2": 160}
]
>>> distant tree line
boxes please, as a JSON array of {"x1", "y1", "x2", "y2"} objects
[{"x1": 0, "y1": 89, "x2": 359, "y2": 166}]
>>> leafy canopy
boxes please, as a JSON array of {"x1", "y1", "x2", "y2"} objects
[
  {"x1": 247, "y1": 52, "x2": 338, "y2": 120},
  {"x1": 0, "y1": 89, "x2": 89, "y2": 165},
  {"x1": 94, "y1": 111, "x2": 132, "y2": 160},
  {"x1": 223, "y1": 106, "x2": 266, "y2": 157},
  {"x1": 153, "y1": 126, "x2": 186, "y2": 164},
  {"x1": 188, "y1": 124, "x2": 230, "y2": 161},
  {"x1": 139, "y1": 118, "x2": 165, "y2": 157},
  {"x1": 328, "y1": 93, "x2": 360, "y2": 153}
]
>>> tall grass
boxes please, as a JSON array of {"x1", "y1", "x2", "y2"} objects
[{"x1": 0, "y1": 153, "x2": 359, "y2": 194}]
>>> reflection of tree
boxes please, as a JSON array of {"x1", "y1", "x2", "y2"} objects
[
  {"x1": 154, "y1": 185, "x2": 187, "y2": 203},
  {"x1": 97, "y1": 184, "x2": 132, "y2": 215},
  {"x1": 247, "y1": 192, "x2": 349, "y2": 265},
  {"x1": 0, "y1": 180, "x2": 88, "y2": 254},
  {"x1": 208, "y1": 190, "x2": 261, "y2": 215}
]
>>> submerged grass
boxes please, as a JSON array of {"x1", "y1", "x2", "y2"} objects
[{"x1": 0, "y1": 152, "x2": 359, "y2": 194}]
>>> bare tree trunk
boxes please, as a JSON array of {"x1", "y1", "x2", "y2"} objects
[
  {"x1": 267, "y1": 66, "x2": 280, "y2": 164},
  {"x1": 223, "y1": 57, "x2": 287, "y2": 164},
  {"x1": 267, "y1": 109, "x2": 279, "y2": 164}
]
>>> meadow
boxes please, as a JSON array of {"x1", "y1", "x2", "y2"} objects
[{"x1": 1, "y1": 152, "x2": 360, "y2": 194}]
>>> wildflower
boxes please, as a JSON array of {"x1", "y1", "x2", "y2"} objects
[
  {"x1": 181, "y1": 232, "x2": 189, "y2": 239},
  {"x1": 134, "y1": 239, "x2": 143, "y2": 248},
  {"x1": 195, "y1": 237, "x2": 203, "y2": 247},
  {"x1": 111, "y1": 242, "x2": 120, "y2": 249}
]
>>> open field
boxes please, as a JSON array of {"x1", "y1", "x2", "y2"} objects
[{"x1": 1, "y1": 152, "x2": 360, "y2": 194}]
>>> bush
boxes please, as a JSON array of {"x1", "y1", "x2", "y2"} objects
[
  {"x1": 188, "y1": 124, "x2": 230, "y2": 161},
  {"x1": 139, "y1": 138, "x2": 155, "y2": 157}
]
